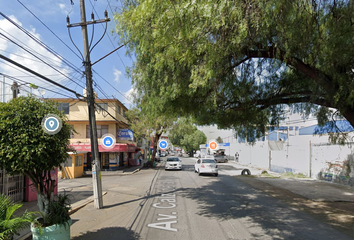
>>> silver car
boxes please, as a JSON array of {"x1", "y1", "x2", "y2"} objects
[
  {"x1": 165, "y1": 157, "x2": 182, "y2": 170},
  {"x1": 195, "y1": 158, "x2": 218, "y2": 176}
]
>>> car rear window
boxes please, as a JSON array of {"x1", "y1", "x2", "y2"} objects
[
  {"x1": 167, "y1": 158, "x2": 179, "y2": 162},
  {"x1": 202, "y1": 159, "x2": 215, "y2": 163}
]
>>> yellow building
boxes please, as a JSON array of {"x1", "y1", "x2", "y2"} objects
[{"x1": 50, "y1": 98, "x2": 138, "y2": 178}]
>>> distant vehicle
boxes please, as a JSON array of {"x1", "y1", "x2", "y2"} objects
[
  {"x1": 170, "y1": 152, "x2": 175, "y2": 156},
  {"x1": 213, "y1": 149, "x2": 228, "y2": 163},
  {"x1": 165, "y1": 157, "x2": 182, "y2": 170},
  {"x1": 160, "y1": 151, "x2": 166, "y2": 157},
  {"x1": 195, "y1": 158, "x2": 218, "y2": 176},
  {"x1": 155, "y1": 152, "x2": 160, "y2": 162}
]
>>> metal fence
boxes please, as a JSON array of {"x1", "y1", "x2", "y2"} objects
[{"x1": 0, "y1": 170, "x2": 24, "y2": 202}]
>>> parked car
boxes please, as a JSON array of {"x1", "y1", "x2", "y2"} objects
[
  {"x1": 170, "y1": 152, "x2": 175, "y2": 156},
  {"x1": 160, "y1": 151, "x2": 166, "y2": 157},
  {"x1": 155, "y1": 152, "x2": 160, "y2": 162},
  {"x1": 165, "y1": 157, "x2": 182, "y2": 170},
  {"x1": 194, "y1": 158, "x2": 218, "y2": 176}
]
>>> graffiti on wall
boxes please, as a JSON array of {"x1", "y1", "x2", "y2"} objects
[{"x1": 318, "y1": 154, "x2": 354, "y2": 187}]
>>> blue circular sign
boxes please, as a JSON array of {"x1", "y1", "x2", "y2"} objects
[
  {"x1": 159, "y1": 140, "x2": 168, "y2": 149},
  {"x1": 41, "y1": 114, "x2": 62, "y2": 135},
  {"x1": 101, "y1": 134, "x2": 115, "y2": 149}
]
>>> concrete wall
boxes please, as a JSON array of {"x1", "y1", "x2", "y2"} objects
[{"x1": 228, "y1": 135, "x2": 354, "y2": 188}]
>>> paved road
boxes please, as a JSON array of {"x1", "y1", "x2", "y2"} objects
[
  {"x1": 70, "y1": 157, "x2": 353, "y2": 239},
  {"x1": 131, "y1": 157, "x2": 352, "y2": 240}
]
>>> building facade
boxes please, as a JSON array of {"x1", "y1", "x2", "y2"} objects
[{"x1": 51, "y1": 98, "x2": 138, "y2": 176}]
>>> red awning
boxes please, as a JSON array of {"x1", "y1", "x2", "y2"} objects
[{"x1": 69, "y1": 143, "x2": 136, "y2": 153}]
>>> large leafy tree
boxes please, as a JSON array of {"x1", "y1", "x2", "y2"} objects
[
  {"x1": 126, "y1": 107, "x2": 175, "y2": 161},
  {"x1": 0, "y1": 97, "x2": 71, "y2": 218},
  {"x1": 169, "y1": 118, "x2": 206, "y2": 153},
  {"x1": 115, "y1": 0, "x2": 354, "y2": 141}
]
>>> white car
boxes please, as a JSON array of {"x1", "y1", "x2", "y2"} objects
[
  {"x1": 165, "y1": 157, "x2": 182, "y2": 170},
  {"x1": 195, "y1": 158, "x2": 218, "y2": 176}
]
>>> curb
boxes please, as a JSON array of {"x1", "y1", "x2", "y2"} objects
[{"x1": 18, "y1": 192, "x2": 108, "y2": 240}]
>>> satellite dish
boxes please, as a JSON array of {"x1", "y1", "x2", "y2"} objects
[{"x1": 40, "y1": 90, "x2": 46, "y2": 96}]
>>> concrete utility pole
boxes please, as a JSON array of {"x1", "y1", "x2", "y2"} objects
[
  {"x1": 11, "y1": 81, "x2": 18, "y2": 99},
  {"x1": 2, "y1": 76, "x2": 5, "y2": 102},
  {"x1": 67, "y1": 0, "x2": 110, "y2": 209}
]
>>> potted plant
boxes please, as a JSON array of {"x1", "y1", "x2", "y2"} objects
[
  {"x1": 0, "y1": 194, "x2": 36, "y2": 240},
  {"x1": 0, "y1": 96, "x2": 73, "y2": 239},
  {"x1": 31, "y1": 193, "x2": 72, "y2": 239}
]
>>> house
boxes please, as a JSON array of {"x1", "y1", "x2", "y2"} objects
[{"x1": 51, "y1": 97, "x2": 138, "y2": 178}]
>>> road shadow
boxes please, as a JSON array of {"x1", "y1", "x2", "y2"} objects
[
  {"x1": 71, "y1": 227, "x2": 139, "y2": 240},
  {"x1": 177, "y1": 175, "x2": 348, "y2": 239}
]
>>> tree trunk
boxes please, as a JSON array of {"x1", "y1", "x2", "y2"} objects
[{"x1": 342, "y1": 108, "x2": 354, "y2": 130}]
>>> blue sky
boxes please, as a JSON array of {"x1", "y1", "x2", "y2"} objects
[{"x1": 0, "y1": 0, "x2": 134, "y2": 108}]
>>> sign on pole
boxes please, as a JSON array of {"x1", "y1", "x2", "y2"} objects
[
  {"x1": 209, "y1": 140, "x2": 218, "y2": 150},
  {"x1": 101, "y1": 134, "x2": 115, "y2": 149},
  {"x1": 159, "y1": 140, "x2": 168, "y2": 150}
]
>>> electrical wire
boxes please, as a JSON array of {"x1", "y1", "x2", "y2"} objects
[
  {"x1": 0, "y1": 28, "x2": 85, "y2": 89},
  {"x1": 0, "y1": 12, "x2": 84, "y2": 78},
  {"x1": 0, "y1": 73, "x2": 78, "y2": 99},
  {"x1": 16, "y1": 0, "x2": 82, "y2": 60}
]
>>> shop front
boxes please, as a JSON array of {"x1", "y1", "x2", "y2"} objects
[{"x1": 70, "y1": 143, "x2": 137, "y2": 171}]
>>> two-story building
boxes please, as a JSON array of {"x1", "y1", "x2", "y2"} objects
[{"x1": 51, "y1": 97, "x2": 138, "y2": 178}]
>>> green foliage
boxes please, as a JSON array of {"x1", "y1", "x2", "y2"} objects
[
  {"x1": 0, "y1": 96, "x2": 71, "y2": 222},
  {"x1": 34, "y1": 194, "x2": 71, "y2": 228},
  {"x1": 0, "y1": 194, "x2": 36, "y2": 240},
  {"x1": 126, "y1": 107, "x2": 176, "y2": 161},
  {"x1": 115, "y1": 0, "x2": 354, "y2": 142},
  {"x1": 169, "y1": 118, "x2": 206, "y2": 152},
  {"x1": 216, "y1": 137, "x2": 223, "y2": 143}
]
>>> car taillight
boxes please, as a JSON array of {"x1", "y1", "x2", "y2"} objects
[{"x1": 201, "y1": 164, "x2": 205, "y2": 168}]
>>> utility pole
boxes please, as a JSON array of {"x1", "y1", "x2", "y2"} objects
[
  {"x1": 2, "y1": 76, "x2": 5, "y2": 102},
  {"x1": 11, "y1": 81, "x2": 18, "y2": 99},
  {"x1": 67, "y1": 0, "x2": 110, "y2": 209}
]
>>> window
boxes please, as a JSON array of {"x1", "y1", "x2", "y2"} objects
[
  {"x1": 116, "y1": 105, "x2": 121, "y2": 114},
  {"x1": 58, "y1": 103, "x2": 69, "y2": 114},
  {"x1": 65, "y1": 156, "x2": 72, "y2": 167},
  {"x1": 75, "y1": 155, "x2": 83, "y2": 167},
  {"x1": 123, "y1": 110, "x2": 126, "y2": 118},
  {"x1": 86, "y1": 125, "x2": 108, "y2": 138},
  {"x1": 70, "y1": 125, "x2": 75, "y2": 138},
  {"x1": 97, "y1": 103, "x2": 108, "y2": 111}
]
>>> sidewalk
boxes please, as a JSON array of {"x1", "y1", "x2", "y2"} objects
[
  {"x1": 15, "y1": 164, "x2": 145, "y2": 240},
  {"x1": 15, "y1": 159, "x2": 354, "y2": 239}
]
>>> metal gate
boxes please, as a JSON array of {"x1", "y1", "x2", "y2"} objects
[{"x1": 0, "y1": 170, "x2": 24, "y2": 202}]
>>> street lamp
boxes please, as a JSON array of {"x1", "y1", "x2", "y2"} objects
[{"x1": 11, "y1": 81, "x2": 39, "y2": 99}]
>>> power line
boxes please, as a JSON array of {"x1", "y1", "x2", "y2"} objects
[
  {"x1": 16, "y1": 0, "x2": 82, "y2": 60},
  {"x1": 0, "y1": 73, "x2": 78, "y2": 99},
  {"x1": 0, "y1": 29, "x2": 85, "y2": 89},
  {"x1": 0, "y1": 12, "x2": 85, "y2": 87},
  {"x1": 0, "y1": 53, "x2": 83, "y2": 98}
]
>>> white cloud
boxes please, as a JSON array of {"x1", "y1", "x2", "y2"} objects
[
  {"x1": 113, "y1": 68, "x2": 122, "y2": 84},
  {"x1": 123, "y1": 87, "x2": 136, "y2": 109},
  {"x1": 0, "y1": 15, "x2": 72, "y2": 100}
]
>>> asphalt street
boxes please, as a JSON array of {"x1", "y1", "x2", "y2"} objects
[{"x1": 69, "y1": 157, "x2": 353, "y2": 240}]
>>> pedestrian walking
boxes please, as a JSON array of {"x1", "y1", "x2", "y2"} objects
[{"x1": 235, "y1": 152, "x2": 239, "y2": 162}]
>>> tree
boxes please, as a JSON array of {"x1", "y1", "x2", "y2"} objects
[
  {"x1": 169, "y1": 118, "x2": 206, "y2": 153},
  {"x1": 216, "y1": 137, "x2": 223, "y2": 144},
  {"x1": 0, "y1": 96, "x2": 71, "y2": 223},
  {"x1": 181, "y1": 130, "x2": 207, "y2": 154},
  {"x1": 115, "y1": 0, "x2": 354, "y2": 141},
  {"x1": 168, "y1": 118, "x2": 197, "y2": 148},
  {"x1": 126, "y1": 107, "x2": 175, "y2": 162}
]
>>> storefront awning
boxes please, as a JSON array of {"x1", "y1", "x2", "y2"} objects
[{"x1": 69, "y1": 143, "x2": 136, "y2": 153}]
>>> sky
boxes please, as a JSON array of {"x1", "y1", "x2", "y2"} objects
[{"x1": 0, "y1": 0, "x2": 134, "y2": 108}]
